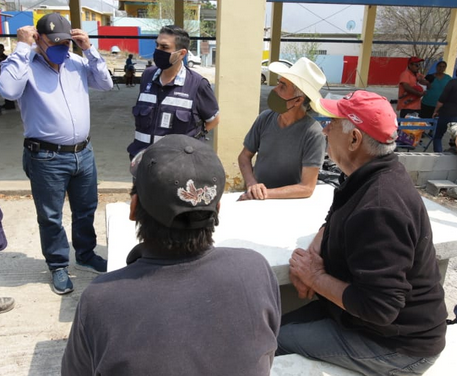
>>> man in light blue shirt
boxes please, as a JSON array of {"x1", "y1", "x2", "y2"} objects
[{"x1": 0, "y1": 13, "x2": 113, "y2": 295}]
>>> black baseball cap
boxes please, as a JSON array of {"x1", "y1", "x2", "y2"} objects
[
  {"x1": 131, "y1": 135, "x2": 226, "y2": 229},
  {"x1": 37, "y1": 13, "x2": 72, "y2": 43}
]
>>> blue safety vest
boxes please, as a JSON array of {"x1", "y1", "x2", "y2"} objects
[{"x1": 127, "y1": 67, "x2": 204, "y2": 157}]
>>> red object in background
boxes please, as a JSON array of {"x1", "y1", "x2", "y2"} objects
[
  {"x1": 342, "y1": 56, "x2": 410, "y2": 85},
  {"x1": 98, "y1": 26, "x2": 139, "y2": 54}
]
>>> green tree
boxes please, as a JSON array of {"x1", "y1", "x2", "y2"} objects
[
  {"x1": 375, "y1": 7, "x2": 451, "y2": 72},
  {"x1": 282, "y1": 36, "x2": 321, "y2": 63},
  {"x1": 200, "y1": 0, "x2": 216, "y2": 38},
  {"x1": 147, "y1": 0, "x2": 200, "y2": 35}
]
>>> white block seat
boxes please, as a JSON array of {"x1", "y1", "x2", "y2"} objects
[{"x1": 271, "y1": 325, "x2": 457, "y2": 376}]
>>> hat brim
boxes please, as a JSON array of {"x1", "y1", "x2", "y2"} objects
[
  {"x1": 47, "y1": 33, "x2": 72, "y2": 43},
  {"x1": 269, "y1": 62, "x2": 323, "y2": 103},
  {"x1": 313, "y1": 97, "x2": 345, "y2": 118}
]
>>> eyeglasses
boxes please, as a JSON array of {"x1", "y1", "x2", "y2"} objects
[{"x1": 411, "y1": 63, "x2": 421, "y2": 67}]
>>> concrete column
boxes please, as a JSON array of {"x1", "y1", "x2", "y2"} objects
[
  {"x1": 268, "y1": 2, "x2": 283, "y2": 86},
  {"x1": 443, "y1": 9, "x2": 457, "y2": 76},
  {"x1": 355, "y1": 5, "x2": 376, "y2": 88},
  {"x1": 215, "y1": 0, "x2": 266, "y2": 191},
  {"x1": 174, "y1": 0, "x2": 184, "y2": 28}
]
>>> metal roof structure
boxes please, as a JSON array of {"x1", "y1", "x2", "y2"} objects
[{"x1": 267, "y1": 0, "x2": 457, "y2": 7}]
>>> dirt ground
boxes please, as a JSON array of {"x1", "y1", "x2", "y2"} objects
[{"x1": 0, "y1": 189, "x2": 456, "y2": 375}]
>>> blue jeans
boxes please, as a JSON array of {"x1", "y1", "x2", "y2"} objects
[
  {"x1": 276, "y1": 301, "x2": 439, "y2": 376},
  {"x1": 433, "y1": 116, "x2": 457, "y2": 152},
  {"x1": 23, "y1": 143, "x2": 98, "y2": 270}
]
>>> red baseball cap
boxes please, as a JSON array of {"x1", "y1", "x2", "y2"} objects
[
  {"x1": 315, "y1": 91, "x2": 398, "y2": 144},
  {"x1": 408, "y1": 56, "x2": 424, "y2": 64}
]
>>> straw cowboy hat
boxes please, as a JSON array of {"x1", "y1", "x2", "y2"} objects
[{"x1": 269, "y1": 57, "x2": 327, "y2": 111}]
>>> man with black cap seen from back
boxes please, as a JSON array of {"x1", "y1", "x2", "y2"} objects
[
  {"x1": 62, "y1": 134, "x2": 280, "y2": 376},
  {"x1": 0, "y1": 13, "x2": 113, "y2": 295}
]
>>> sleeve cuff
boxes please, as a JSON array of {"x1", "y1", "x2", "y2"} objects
[{"x1": 83, "y1": 45, "x2": 101, "y2": 60}]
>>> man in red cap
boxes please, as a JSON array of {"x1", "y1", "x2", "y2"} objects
[
  {"x1": 276, "y1": 91, "x2": 447, "y2": 375},
  {"x1": 397, "y1": 56, "x2": 428, "y2": 118}
]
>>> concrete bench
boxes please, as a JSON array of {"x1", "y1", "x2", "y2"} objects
[
  {"x1": 113, "y1": 67, "x2": 145, "y2": 75},
  {"x1": 270, "y1": 324, "x2": 457, "y2": 376},
  {"x1": 397, "y1": 152, "x2": 457, "y2": 187},
  {"x1": 111, "y1": 68, "x2": 146, "y2": 86}
]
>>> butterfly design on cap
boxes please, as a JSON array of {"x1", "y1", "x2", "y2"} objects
[{"x1": 178, "y1": 180, "x2": 217, "y2": 206}]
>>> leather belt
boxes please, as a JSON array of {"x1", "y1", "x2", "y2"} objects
[{"x1": 24, "y1": 137, "x2": 90, "y2": 153}]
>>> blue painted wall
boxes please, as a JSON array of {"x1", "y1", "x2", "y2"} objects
[
  {"x1": 139, "y1": 31, "x2": 155, "y2": 60},
  {"x1": 1, "y1": 11, "x2": 33, "y2": 34},
  {"x1": 316, "y1": 55, "x2": 344, "y2": 84}
]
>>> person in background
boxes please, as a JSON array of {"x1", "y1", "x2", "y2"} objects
[
  {"x1": 0, "y1": 13, "x2": 113, "y2": 295},
  {"x1": 127, "y1": 25, "x2": 219, "y2": 159},
  {"x1": 0, "y1": 43, "x2": 16, "y2": 111},
  {"x1": 0, "y1": 207, "x2": 15, "y2": 314},
  {"x1": 420, "y1": 61, "x2": 452, "y2": 119},
  {"x1": 432, "y1": 73, "x2": 457, "y2": 152},
  {"x1": 277, "y1": 91, "x2": 447, "y2": 376},
  {"x1": 238, "y1": 57, "x2": 326, "y2": 200},
  {"x1": 125, "y1": 53, "x2": 136, "y2": 87},
  {"x1": 62, "y1": 134, "x2": 280, "y2": 376},
  {"x1": 397, "y1": 56, "x2": 428, "y2": 118}
]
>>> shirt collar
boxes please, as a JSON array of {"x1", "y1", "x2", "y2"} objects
[
  {"x1": 30, "y1": 48, "x2": 39, "y2": 61},
  {"x1": 153, "y1": 62, "x2": 187, "y2": 86}
]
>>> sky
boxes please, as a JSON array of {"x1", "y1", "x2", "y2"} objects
[{"x1": 266, "y1": 3, "x2": 365, "y2": 35}]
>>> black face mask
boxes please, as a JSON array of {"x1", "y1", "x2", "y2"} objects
[
  {"x1": 153, "y1": 49, "x2": 172, "y2": 70},
  {"x1": 267, "y1": 90, "x2": 301, "y2": 114},
  {"x1": 153, "y1": 49, "x2": 181, "y2": 70}
]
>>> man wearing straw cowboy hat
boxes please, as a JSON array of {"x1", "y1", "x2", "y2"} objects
[{"x1": 238, "y1": 57, "x2": 326, "y2": 200}]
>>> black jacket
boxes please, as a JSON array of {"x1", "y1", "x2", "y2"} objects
[{"x1": 320, "y1": 153, "x2": 447, "y2": 357}]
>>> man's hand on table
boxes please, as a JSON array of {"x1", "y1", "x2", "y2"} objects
[{"x1": 238, "y1": 183, "x2": 268, "y2": 201}]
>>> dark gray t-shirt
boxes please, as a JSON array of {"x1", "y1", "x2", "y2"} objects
[
  {"x1": 244, "y1": 110, "x2": 325, "y2": 189},
  {"x1": 61, "y1": 246, "x2": 281, "y2": 376}
]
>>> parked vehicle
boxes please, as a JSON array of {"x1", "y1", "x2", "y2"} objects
[
  {"x1": 261, "y1": 59, "x2": 293, "y2": 84},
  {"x1": 187, "y1": 51, "x2": 202, "y2": 67}
]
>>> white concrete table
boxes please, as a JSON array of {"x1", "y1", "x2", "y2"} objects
[
  {"x1": 106, "y1": 183, "x2": 333, "y2": 276},
  {"x1": 106, "y1": 183, "x2": 457, "y2": 285}
]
